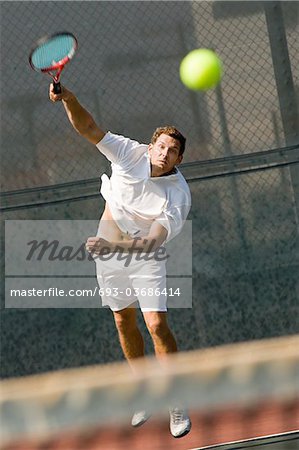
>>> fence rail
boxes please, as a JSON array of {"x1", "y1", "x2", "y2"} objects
[{"x1": 1, "y1": 145, "x2": 298, "y2": 212}]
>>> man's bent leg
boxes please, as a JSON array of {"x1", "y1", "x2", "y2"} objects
[
  {"x1": 113, "y1": 306, "x2": 151, "y2": 428},
  {"x1": 112, "y1": 306, "x2": 144, "y2": 362},
  {"x1": 142, "y1": 311, "x2": 191, "y2": 438},
  {"x1": 142, "y1": 311, "x2": 177, "y2": 356}
]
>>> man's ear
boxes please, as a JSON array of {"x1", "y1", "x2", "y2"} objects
[
  {"x1": 148, "y1": 143, "x2": 153, "y2": 156},
  {"x1": 177, "y1": 154, "x2": 183, "y2": 165}
]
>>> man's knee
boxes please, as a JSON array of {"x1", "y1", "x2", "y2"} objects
[{"x1": 144, "y1": 313, "x2": 169, "y2": 339}]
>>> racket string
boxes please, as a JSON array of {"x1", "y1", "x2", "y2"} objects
[{"x1": 31, "y1": 34, "x2": 76, "y2": 71}]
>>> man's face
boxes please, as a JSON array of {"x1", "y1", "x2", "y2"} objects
[{"x1": 148, "y1": 134, "x2": 183, "y2": 177}]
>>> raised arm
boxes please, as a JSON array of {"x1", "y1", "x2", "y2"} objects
[{"x1": 49, "y1": 84, "x2": 106, "y2": 145}]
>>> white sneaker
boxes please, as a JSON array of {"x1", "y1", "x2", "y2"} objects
[
  {"x1": 169, "y1": 407, "x2": 191, "y2": 438},
  {"x1": 131, "y1": 410, "x2": 151, "y2": 427}
]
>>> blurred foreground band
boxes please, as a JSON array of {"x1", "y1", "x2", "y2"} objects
[{"x1": 1, "y1": 334, "x2": 299, "y2": 449}]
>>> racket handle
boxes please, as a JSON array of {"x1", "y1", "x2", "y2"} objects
[{"x1": 53, "y1": 81, "x2": 61, "y2": 94}]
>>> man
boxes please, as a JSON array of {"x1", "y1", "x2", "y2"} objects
[{"x1": 49, "y1": 84, "x2": 192, "y2": 438}]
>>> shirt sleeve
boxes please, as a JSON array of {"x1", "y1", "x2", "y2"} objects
[
  {"x1": 155, "y1": 204, "x2": 191, "y2": 243},
  {"x1": 96, "y1": 132, "x2": 144, "y2": 169}
]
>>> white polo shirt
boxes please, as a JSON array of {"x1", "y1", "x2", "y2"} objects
[{"x1": 96, "y1": 132, "x2": 191, "y2": 242}]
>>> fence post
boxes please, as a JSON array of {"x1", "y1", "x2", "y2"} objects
[
  {"x1": 264, "y1": 1, "x2": 299, "y2": 228},
  {"x1": 264, "y1": 1, "x2": 298, "y2": 146}
]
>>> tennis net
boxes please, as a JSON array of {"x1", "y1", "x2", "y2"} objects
[{"x1": 1, "y1": 334, "x2": 298, "y2": 449}]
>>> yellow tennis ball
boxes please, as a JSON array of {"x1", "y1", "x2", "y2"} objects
[{"x1": 180, "y1": 49, "x2": 222, "y2": 91}]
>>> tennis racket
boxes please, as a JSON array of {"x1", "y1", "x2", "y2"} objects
[{"x1": 29, "y1": 32, "x2": 78, "y2": 94}]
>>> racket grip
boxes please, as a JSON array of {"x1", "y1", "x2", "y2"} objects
[{"x1": 53, "y1": 82, "x2": 61, "y2": 94}]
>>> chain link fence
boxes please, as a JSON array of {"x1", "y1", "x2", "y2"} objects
[
  {"x1": 1, "y1": 1, "x2": 298, "y2": 378},
  {"x1": 1, "y1": 1, "x2": 298, "y2": 191},
  {"x1": 1, "y1": 164, "x2": 298, "y2": 377}
]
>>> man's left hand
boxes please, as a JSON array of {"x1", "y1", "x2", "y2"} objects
[{"x1": 85, "y1": 237, "x2": 111, "y2": 255}]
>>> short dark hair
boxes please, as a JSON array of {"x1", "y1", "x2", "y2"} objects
[{"x1": 151, "y1": 126, "x2": 186, "y2": 156}]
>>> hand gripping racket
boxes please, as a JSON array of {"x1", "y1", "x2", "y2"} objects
[{"x1": 29, "y1": 32, "x2": 78, "y2": 94}]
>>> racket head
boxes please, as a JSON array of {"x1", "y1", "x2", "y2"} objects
[{"x1": 29, "y1": 32, "x2": 78, "y2": 73}]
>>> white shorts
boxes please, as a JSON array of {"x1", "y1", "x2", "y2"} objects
[{"x1": 94, "y1": 252, "x2": 167, "y2": 312}]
